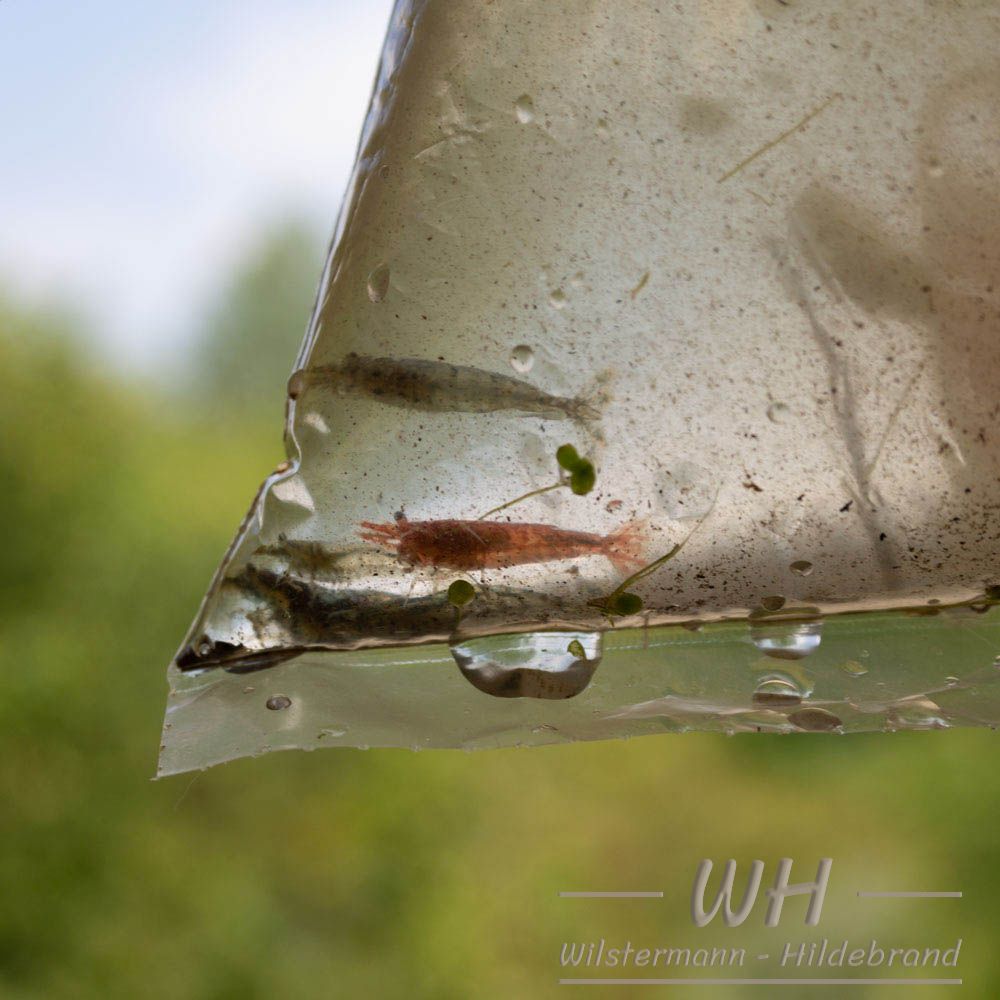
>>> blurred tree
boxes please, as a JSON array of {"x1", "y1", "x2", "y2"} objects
[{"x1": 191, "y1": 216, "x2": 323, "y2": 417}]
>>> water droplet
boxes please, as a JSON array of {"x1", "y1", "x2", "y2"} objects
[
  {"x1": 750, "y1": 619, "x2": 823, "y2": 660},
  {"x1": 788, "y1": 707, "x2": 842, "y2": 732},
  {"x1": 655, "y1": 459, "x2": 718, "y2": 520},
  {"x1": 366, "y1": 264, "x2": 390, "y2": 303},
  {"x1": 840, "y1": 659, "x2": 869, "y2": 676},
  {"x1": 514, "y1": 94, "x2": 535, "y2": 124},
  {"x1": 451, "y1": 631, "x2": 601, "y2": 699},
  {"x1": 790, "y1": 560, "x2": 814, "y2": 576},
  {"x1": 265, "y1": 695, "x2": 291, "y2": 711},
  {"x1": 509, "y1": 344, "x2": 535, "y2": 373},
  {"x1": 767, "y1": 402, "x2": 790, "y2": 423},
  {"x1": 887, "y1": 697, "x2": 950, "y2": 730},
  {"x1": 761, "y1": 595, "x2": 786, "y2": 612},
  {"x1": 752, "y1": 677, "x2": 802, "y2": 707},
  {"x1": 549, "y1": 288, "x2": 567, "y2": 309}
]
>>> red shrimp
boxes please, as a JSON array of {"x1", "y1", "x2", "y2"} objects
[{"x1": 358, "y1": 513, "x2": 647, "y2": 574}]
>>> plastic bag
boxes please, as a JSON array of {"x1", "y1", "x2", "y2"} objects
[{"x1": 160, "y1": 0, "x2": 1000, "y2": 775}]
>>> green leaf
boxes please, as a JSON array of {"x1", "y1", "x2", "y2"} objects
[
  {"x1": 447, "y1": 580, "x2": 476, "y2": 607},
  {"x1": 570, "y1": 460, "x2": 596, "y2": 495},
  {"x1": 556, "y1": 444, "x2": 582, "y2": 471},
  {"x1": 609, "y1": 592, "x2": 643, "y2": 615}
]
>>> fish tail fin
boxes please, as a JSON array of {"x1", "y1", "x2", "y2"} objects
[
  {"x1": 569, "y1": 368, "x2": 614, "y2": 424},
  {"x1": 603, "y1": 518, "x2": 649, "y2": 576}
]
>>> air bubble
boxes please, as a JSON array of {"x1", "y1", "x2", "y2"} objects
[
  {"x1": 790, "y1": 560, "x2": 814, "y2": 576},
  {"x1": 760, "y1": 595, "x2": 786, "y2": 612},
  {"x1": 265, "y1": 695, "x2": 291, "y2": 711},
  {"x1": 366, "y1": 264, "x2": 390, "y2": 303},
  {"x1": 510, "y1": 344, "x2": 535, "y2": 373},
  {"x1": 514, "y1": 94, "x2": 535, "y2": 124}
]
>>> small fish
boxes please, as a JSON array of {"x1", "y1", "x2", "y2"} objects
[
  {"x1": 289, "y1": 353, "x2": 600, "y2": 422},
  {"x1": 359, "y1": 513, "x2": 646, "y2": 574}
]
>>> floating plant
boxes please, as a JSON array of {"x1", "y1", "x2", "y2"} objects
[{"x1": 478, "y1": 443, "x2": 596, "y2": 519}]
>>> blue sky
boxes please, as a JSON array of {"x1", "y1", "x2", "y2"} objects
[{"x1": 0, "y1": 0, "x2": 393, "y2": 369}]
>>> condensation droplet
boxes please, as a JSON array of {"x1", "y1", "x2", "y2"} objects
[
  {"x1": 366, "y1": 264, "x2": 390, "y2": 303},
  {"x1": 840, "y1": 659, "x2": 869, "y2": 676},
  {"x1": 451, "y1": 630, "x2": 602, "y2": 699},
  {"x1": 265, "y1": 695, "x2": 291, "y2": 711},
  {"x1": 549, "y1": 288, "x2": 567, "y2": 309},
  {"x1": 790, "y1": 560, "x2": 814, "y2": 576},
  {"x1": 510, "y1": 344, "x2": 535, "y2": 373},
  {"x1": 752, "y1": 677, "x2": 802, "y2": 707},
  {"x1": 750, "y1": 619, "x2": 823, "y2": 660},
  {"x1": 767, "y1": 402, "x2": 790, "y2": 423},
  {"x1": 514, "y1": 94, "x2": 535, "y2": 124},
  {"x1": 655, "y1": 459, "x2": 718, "y2": 520},
  {"x1": 788, "y1": 707, "x2": 842, "y2": 732}
]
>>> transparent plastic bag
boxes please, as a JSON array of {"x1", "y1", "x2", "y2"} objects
[{"x1": 161, "y1": 0, "x2": 1000, "y2": 775}]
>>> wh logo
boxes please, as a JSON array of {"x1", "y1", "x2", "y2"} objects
[{"x1": 691, "y1": 858, "x2": 832, "y2": 928}]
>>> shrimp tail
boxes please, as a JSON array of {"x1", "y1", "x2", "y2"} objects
[
  {"x1": 602, "y1": 518, "x2": 649, "y2": 575},
  {"x1": 568, "y1": 368, "x2": 613, "y2": 424}
]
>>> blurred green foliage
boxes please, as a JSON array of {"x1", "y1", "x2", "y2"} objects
[
  {"x1": 191, "y1": 217, "x2": 323, "y2": 417},
  {"x1": 1, "y1": 224, "x2": 998, "y2": 999}
]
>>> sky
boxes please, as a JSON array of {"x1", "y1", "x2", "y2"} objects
[{"x1": 0, "y1": 0, "x2": 394, "y2": 370}]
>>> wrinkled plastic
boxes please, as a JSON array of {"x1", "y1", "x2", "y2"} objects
[{"x1": 161, "y1": 0, "x2": 1000, "y2": 774}]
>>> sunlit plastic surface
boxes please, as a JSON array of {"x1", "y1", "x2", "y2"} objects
[{"x1": 162, "y1": 0, "x2": 1000, "y2": 773}]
